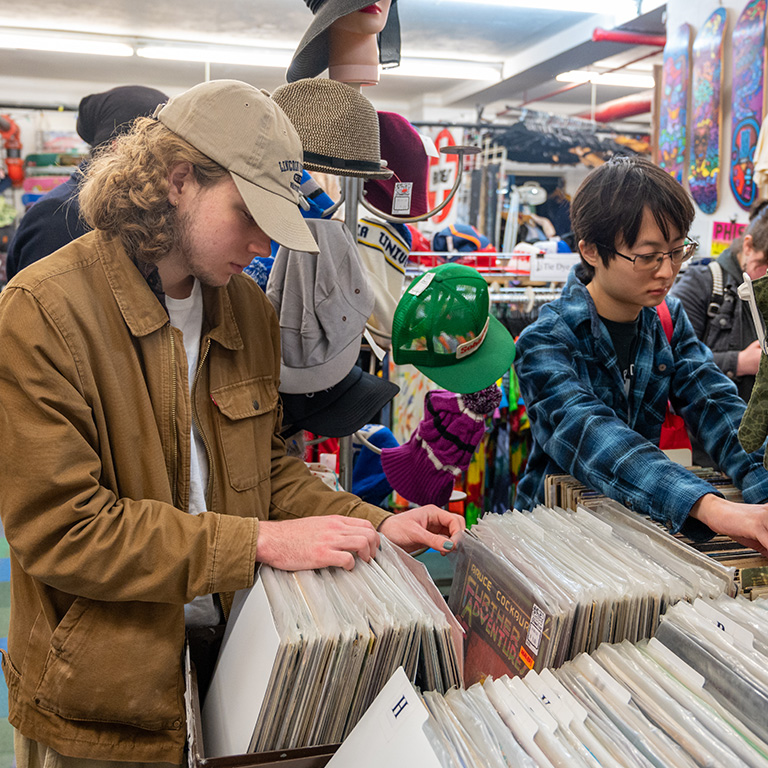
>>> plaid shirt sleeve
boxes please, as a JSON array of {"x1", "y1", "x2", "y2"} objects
[{"x1": 514, "y1": 292, "x2": 768, "y2": 538}]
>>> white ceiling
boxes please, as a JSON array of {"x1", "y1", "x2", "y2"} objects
[{"x1": 0, "y1": 1, "x2": 666, "y2": 129}]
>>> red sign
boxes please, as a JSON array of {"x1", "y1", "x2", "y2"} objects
[{"x1": 428, "y1": 128, "x2": 460, "y2": 224}]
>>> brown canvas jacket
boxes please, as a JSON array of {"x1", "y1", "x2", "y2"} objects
[{"x1": 0, "y1": 230, "x2": 389, "y2": 763}]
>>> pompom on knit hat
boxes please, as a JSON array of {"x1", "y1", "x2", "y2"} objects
[{"x1": 380, "y1": 385, "x2": 501, "y2": 507}]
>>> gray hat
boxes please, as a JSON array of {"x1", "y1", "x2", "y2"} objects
[
  {"x1": 266, "y1": 218, "x2": 374, "y2": 394},
  {"x1": 287, "y1": 0, "x2": 400, "y2": 83}
]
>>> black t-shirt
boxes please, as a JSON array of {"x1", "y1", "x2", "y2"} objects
[{"x1": 601, "y1": 315, "x2": 639, "y2": 396}]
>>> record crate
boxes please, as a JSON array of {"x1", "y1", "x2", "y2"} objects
[{"x1": 185, "y1": 648, "x2": 339, "y2": 768}]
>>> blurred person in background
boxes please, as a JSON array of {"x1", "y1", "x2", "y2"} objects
[
  {"x1": 5, "y1": 84, "x2": 168, "y2": 280},
  {"x1": 671, "y1": 203, "x2": 768, "y2": 404}
]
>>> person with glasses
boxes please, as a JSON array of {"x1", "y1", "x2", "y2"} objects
[
  {"x1": 514, "y1": 155, "x2": 768, "y2": 556},
  {"x1": 669, "y1": 205, "x2": 768, "y2": 467},
  {"x1": 671, "y1": 205, "x2": 768, "y2": 404}
]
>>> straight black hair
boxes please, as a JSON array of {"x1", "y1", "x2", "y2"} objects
[{"x1": 571, "y1": 155, "x2": 695, "y2": 281}]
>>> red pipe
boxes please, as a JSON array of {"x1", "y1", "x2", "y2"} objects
[
  {"x1": 592, "y1": 28, "x2": 666, "y2": 47},
  {"x1": 514, "y1": 49, "x2": 659, "y2": 110},
  {"x1": 578, "y1": 96, "x2": 652, "y2": 122}
]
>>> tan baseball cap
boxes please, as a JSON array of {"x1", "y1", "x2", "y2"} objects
[{"x1": 155, "y1": 79, "x2": 319, "y2": 253}]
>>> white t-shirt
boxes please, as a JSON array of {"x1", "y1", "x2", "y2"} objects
[{"x1": 166, "y1": 281, "x2": 222, "y2": 627}]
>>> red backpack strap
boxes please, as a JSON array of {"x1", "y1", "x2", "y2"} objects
[{"x1": 656, "y1": 300, "x2": 673, "y2": 343}]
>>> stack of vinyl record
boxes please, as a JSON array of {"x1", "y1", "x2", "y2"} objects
[
  {"x1": 330, "y1": 596, "x2": 768, "y2": 768},
  {"x1": 201, "y1": 538, "x2": 463, "y2": 758},
  {"x1": 448, "y1": 500, "x2": 735, "y2": 685}
]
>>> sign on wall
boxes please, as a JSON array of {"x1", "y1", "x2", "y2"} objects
[
  {"x1": 711, "y1": 219, "x2": 747, "y2": 255},
  {"x1": 427, "y1": 128, "x2": 461, "y2": 226}
]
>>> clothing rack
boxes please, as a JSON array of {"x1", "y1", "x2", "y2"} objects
[
  {"x1": 508, "y1": 107, "x2": 603, "y2": 135},
  {"x1": 489, "y1": 286, "x2": 560, "y2": 304}
]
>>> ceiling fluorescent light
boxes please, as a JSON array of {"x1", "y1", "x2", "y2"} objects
[
  {"x1": 435, "y1": 0, "x2": 636, "y2": 12},
  {"x1": 0, "y1": 31, "x2": 132, "y2": 57},
  {"x1": 386, "y1": 57, "x2": 502, "y2": 81},
  {"x1": 136, "y1": 44, "x2": 292, "y2": 68},
  {"x1": 557, "y1": 70, "x2": 655, "y2": 88}
]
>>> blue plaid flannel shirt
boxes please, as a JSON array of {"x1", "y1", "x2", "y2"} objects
[{"x1": 513, "y1": 267, "x2": 768, "y2": 538}]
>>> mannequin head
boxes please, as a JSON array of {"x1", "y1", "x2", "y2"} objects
[
  {"x1": 331, "y1": 1, "x2": 392, "y2": 36},
  {"x1": 287, "y1": 0, "x2": 400, "y2": 85},
  {"x1": 329, "y1": 1, "x2": 392, "y2": 85}
]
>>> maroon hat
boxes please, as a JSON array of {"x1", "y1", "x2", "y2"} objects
[{"x1": 363, "y1": 111, "x2": 429, "y2": 217}]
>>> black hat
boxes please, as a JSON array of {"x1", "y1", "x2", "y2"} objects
[
  {"x1": 76, "y1": 85, "x2": 168, "y2": 148},
  {"x1": 280, "y1": 365, "x2": 399, "y2": 437}
]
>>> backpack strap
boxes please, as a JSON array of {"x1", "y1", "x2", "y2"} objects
[
  {"x1": 656, "y1": 299, "x2": 673, "y2": 342},
  {"x1": 707, "y1": 260, "x2": 724, "y2": 317}
]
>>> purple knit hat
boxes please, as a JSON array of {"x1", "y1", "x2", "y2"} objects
[{"x1": 381, "y1": 385, "x2": 501, "y2": 506}]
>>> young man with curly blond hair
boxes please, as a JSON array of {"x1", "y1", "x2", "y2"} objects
[{"x1": 0, "y1": 80, "x2": 462, "y2": 767}]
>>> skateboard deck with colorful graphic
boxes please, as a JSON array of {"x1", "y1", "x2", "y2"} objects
[
  {"x1": 730, "y1": 0, "x2": 766, "y2": 210},
  {"x1": 688, "y1": 8, "x2": 727, "y2": 214},
  {"x1": 659, "y1": 23, "x2": 692, "y2": 184}
]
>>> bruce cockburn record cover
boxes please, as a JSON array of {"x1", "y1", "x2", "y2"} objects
[{"x1": 447, "y1": 532, "x2": 557, "y2": 685}]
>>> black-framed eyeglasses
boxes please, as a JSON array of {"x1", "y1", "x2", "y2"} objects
[{"x1": 599, "y1": 239, "x2": 699, "y2": 272}]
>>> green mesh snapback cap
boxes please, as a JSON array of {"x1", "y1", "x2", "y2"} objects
[{"x1": 391, "y1": 263, "x2": 516, "y2": 394}]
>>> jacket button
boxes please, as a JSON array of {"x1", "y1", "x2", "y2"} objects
[
  {"x1": 253, "y1": 399, "x2": 260, "y2": 410},
  {"x1": 720, "y1": 318, "x2": 727, "y2": 326},
  {"x1": 727, "y1": 371, "x2": 735, "y2": 378},
  {"x1": 173, "y1": 718, "x2": 182, "y2": 728},
  {"x1": 342, "y1": 316, "x2": 347, "y2": 321},
  {"x1": 658, "y1": 363, "x2": 667, "y2": 372}
]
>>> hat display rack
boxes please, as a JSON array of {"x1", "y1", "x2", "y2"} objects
[
  {"x1": 321, "y1": 144, "x2": 481, "y2": 224},
  {"x1": 284, "y1": 3, "x2": 480, "y2": 491},
  {"x1": 333, "y1": 139, "x2": 480, "y2": 490},
  {"x1": 332, "y1": 149, "x2": 480, "y2": 488}
]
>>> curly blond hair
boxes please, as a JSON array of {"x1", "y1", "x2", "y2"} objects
[{"x1": 79, "y1": 117, "x2": 229, "y2": 263}]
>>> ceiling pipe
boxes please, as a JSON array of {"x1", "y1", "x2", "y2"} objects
[
  {"x1": 511, "y1": 48, "x2": 659, "y2": 110},
  {"x1": 592, "y1": 28, "x2": 666, "y2": 47},
  {"x1": 577, "y1": 95, "x2": 652, "y2": 122}
]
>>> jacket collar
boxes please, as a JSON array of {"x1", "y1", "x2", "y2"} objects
[
  {"x1": 560, "y1": 266, "x2": 605, "y2": 339},
  {"x1": 716, "y1": 246, "x2": 743, "y2": 282},
  {"x1": 558, "y1": 265, "x2": 659, "y2": 425},
  {"x1": 560, "y1": 264, "x2": 655, "y2": 336},
  {"x1": 94, "y1": 231, "x2": 244, "y2": 351}
]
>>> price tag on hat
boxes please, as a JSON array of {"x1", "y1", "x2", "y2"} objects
[{"x1": 392, "y1": 182, "x2": 413, "y2": 215}]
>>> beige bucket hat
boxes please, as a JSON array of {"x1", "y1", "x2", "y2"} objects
[{"x1": 271, "y1": 78, "x2": 392, "y2": 179}]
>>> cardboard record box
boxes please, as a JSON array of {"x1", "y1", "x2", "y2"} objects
[{"x1": 185, "y1": 649, "x2": 339, "y2": 768}]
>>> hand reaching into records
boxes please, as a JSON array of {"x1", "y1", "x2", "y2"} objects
[
  {"x1": 378, "y1": 505, "x2": 465, "y2": 555},
  {"x1": 689, "y1": 494, "x2": 768, "y2": 556},
  {"x1": 255, "y1": 515, "x2": 380, "y2": 571}
]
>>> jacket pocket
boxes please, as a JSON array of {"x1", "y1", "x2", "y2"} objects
[
  {"x1": 212, "y1": 376, "x2": 279, "y2": 491},
  {"x1": 1, "y1": 648, "x2": 21, "y2": 705},
  {"x1": 34, "y1": 598, "x2": 184, "y2": 731}
]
